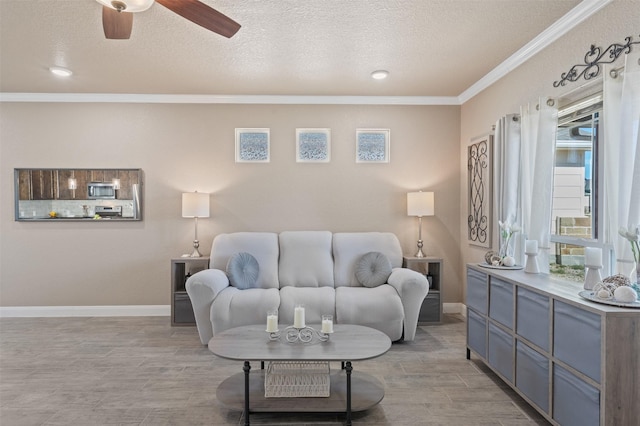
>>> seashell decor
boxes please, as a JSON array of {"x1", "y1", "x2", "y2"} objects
[{"x1": 593, "y1": 274, "x2": 634, "y2": 300}]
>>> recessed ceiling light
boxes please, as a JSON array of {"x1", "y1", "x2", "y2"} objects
[
  {"x1": 49, "y1": 67, "x2": 73, "y2": 77},
  {"x1": 371, "y1": 70, "x2": 389, "y2": 80}
]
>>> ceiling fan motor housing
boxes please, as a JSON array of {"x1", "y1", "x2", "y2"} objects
[{"x1": 96, "y1": 0, "x2": 154, "y2": 13}]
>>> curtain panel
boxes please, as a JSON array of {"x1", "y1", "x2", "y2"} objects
[
  {"x1": 604, "y1": 51, "x2": 640, "y2": 274},
  {"x1": 493, "y1": 100, "x2": 557, "y2": 270}
]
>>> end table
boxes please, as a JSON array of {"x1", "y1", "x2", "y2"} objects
[
  {"x1": 171, "y1": 256, "x2": 209, "y2": 326},
  {"x1": 403, "y1": 256, "x2": 443, "y2": 324}
]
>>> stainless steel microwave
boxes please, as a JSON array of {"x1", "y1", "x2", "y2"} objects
[{"x1": 88, "y1": 182, "x2": 116, "y2": 199}]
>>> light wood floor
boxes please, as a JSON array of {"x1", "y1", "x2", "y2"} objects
[{"x1": 0, "y1": 315, "x2": 550, "y2": 425}]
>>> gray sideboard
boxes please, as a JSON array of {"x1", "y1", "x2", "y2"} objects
[{"x1": 466, "y1": 264, "x2": 639, "y2": 426}]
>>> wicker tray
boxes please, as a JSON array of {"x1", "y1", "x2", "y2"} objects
[{"x1": 264, "y1": 361, "x2": 330, "y2": 398}]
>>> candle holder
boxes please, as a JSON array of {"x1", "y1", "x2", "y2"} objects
[
  {"x1": 584, "y1": 264, "x2": 603, "y2": 291},
  {"x1": 267, "y1": 325, "x2": 332, "y2": 343},
  {"x1": 524, "y1": 251, "x2": 539, "y2": 274}
]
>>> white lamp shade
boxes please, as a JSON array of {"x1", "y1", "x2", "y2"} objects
[
  {"x1": 96, "y1": 0, "x2": 154, "y2": 12},
  {"x1": 182, "y1": 192, "x2": 210, "y2": 218},
  {"x1": 407, "y1": 191, "x2": 434, "y2": 217}
]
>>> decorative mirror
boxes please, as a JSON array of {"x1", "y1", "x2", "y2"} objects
[{"x1": 14, "y1": 168, "x2": 143, "y2": 221}]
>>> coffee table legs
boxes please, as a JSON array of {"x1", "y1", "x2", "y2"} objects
[
  {"x1": 345, "y1": 361, "x2": 353, "y2": 425},
  {"x1": 243, "y1": 361, "x2": 251, "y2": 426}
]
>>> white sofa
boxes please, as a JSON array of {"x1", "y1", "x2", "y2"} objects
[{"x1": 186, "y1": 231, "x2": 429, "y2": 344}]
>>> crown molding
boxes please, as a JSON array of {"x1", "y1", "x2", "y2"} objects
[
  {"x1": 0, "y1": 92, "x2": 460, "y2": 106},
  {"x1": 457, "y1": 0, "x2": 612, "y2": 104}
]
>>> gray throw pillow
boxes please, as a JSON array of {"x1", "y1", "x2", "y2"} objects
[
  {"x1": 226, "y1": 252, "x2": 259, "y2": 290},
  {"x1": 355, "y1": 251, "x2": 392, "y2": 288}
]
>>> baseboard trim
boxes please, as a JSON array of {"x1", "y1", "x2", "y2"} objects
[{"x1": 0, "y1": 305, "x2": 171, "y2": 318}]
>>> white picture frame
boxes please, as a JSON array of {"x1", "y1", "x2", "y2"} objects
[
  {"x1": 356, "y1": 129, "x2": 390, "y2": 163},
  {"x1": 296, "y1": 128, "x2": 331, "y2": 163},
  {"x1": 235, "y1": 128, "x2": 270, "y2": 163}
]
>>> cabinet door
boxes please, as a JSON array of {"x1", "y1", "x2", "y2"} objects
[
  {"x1": 489, "y1": 277, "x2": 513, "y2": 329},
  {"x1": 467, "y1": 268, "x2": 488, "y2": 315},
  {"x1": 488, "y1": 322, "x2": 513, "y2": 382},
  {"x1": 553, "y1": 301, "x2": 601, "y2": 382},
  {"x1": 516, "y1": 340, "x2": 549, "y2": 412},
  {"x1": 17, "y1": 169, "x2": 31, "y2": 200},
  {"x1": 31, "y1": 170, "x2": 56, "y2": 200},
  {"x1": 517, "y1": 287, "x2": 550, "y2": 351},
  {"x1": 467, "y1": 309, "x2": 487, "y2": 358},
  {"x1": 553, "y1": 364, "x2": 600, "y2": 426}
]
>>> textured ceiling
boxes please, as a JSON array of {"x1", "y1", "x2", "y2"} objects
[{"x1": 0, "y1": 0, "x2": 582, "y2": 97}]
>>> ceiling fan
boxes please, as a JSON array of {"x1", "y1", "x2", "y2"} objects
[{"x1": 97, "y1": 0, "x2": 241, "y2": 40}]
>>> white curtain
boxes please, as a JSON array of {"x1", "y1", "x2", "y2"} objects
[
  {"x1": 520, "y1": 99, "x2": 558, "y2": 272},
  {"x1": 493, "y1": 114, "x2": 522, "y2": 259},
  {"x1": 494, "y1": 99, "x2": 557, "y2": 270},
  {"x1": 604, "y1": 51, "x2": 640, "y2": 274}
]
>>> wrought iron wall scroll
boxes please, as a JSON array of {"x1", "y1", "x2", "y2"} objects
[
  {"x1": 554, "y1": 35, "x2": 639, "y2": 87},
  {"x1": 468, "y1": 135, "x2": 492, "y2": 248}
]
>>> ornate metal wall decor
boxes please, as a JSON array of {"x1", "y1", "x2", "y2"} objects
[
  {"x1": 554, "y1": 35, "x2": 639, "y2": 87},
  {"x1": 468, "y1": 134, "x2": 492, "y2": 248}
]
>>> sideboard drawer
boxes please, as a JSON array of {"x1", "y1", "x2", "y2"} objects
[
  {"x1": 467, "y1": 309, "x2": 487, "y2": 358},
  {"x1": 516, "y1": 340, "x2": 549, "y2": 413},
  {"x1": 489, "y1": 277, "x2": 514, "y2": 329},
  {"x1": 517, "y1": 287, "x2": 550, "y2": 351},
  {"x1": 488, "y1": 322, "x2": 513, "y2": 383},
  {"x1": 553, "y1": 301, "x2": 601, "y2": 383},
  {"x1": 467, "y1": 269, "x2": 488, "y2": 315},
  {"x1": 553, "y1": 364, "x2": 600, "y2": 426}
]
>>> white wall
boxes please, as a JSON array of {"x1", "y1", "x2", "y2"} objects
[
  {"x1": 0, "y1": 103, "x2": 462, "y2": 306},
  {"x1": 459, "y1": 1, "x2": 639, "y2": 297}
]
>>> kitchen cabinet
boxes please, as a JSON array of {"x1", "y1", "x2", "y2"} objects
[
  {"x1": 466, "y1": 264, "x2": 639, "y2": 426},
  {"x1": 402, "y1": 256, "x2": 443, "y2": 323}
]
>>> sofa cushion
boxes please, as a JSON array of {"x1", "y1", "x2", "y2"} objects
[
  {"x1": 210, "y1": 287, "x2": 280, "y2": 335},
  {"x1": 355, "y1": 251, "x2": 392, "y2": 287},
  {"x1": 210, "y1": 233, "x2": 279, "y2": 289},
  {"x1": 226, "y1": 252, "x2": 259, "y2": 290},
  {"x1": 333, "y1": 232, "x2": 403, "y2": 287},
  {"x1": 335, "y1": 285, "x2": 404, "y2": 341},
  {"x1": 279, "y1": 286, "x2": 336, "y2": 325},
  {"x1": 278, "y1": 231, "x2": 335, "y2": 288}
]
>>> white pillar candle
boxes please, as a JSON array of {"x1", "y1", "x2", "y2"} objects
[
  {"x1": 321, "y1": 315, "x2": 333, "y2": 333},
  {"x1": 266, "y1": 312, "x2": 278, "y2": 332},
  {"x1": 585, "y1": 247, "x2": 602, "y2": 267},
  {"x1": 525, "y1": 239, "x2": 538, "y2": 254},
  {"x1": 294, "y1": 306, "x2": 305, "y2": 328}
]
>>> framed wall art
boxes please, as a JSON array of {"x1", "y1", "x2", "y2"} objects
[
  {"x1": 296, "y1": 128, "x2": 331, "y2": 163},
  {"x1": 356, "y1": 129, "x2": 390, "y2": 163},
  {"x1": 467, "y1": 134, "x2": 493, "y2": 248},
  {"x1": 235, "y1": 128, "x2": 270, "y2": 163}
]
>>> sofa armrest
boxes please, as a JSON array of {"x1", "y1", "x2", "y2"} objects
[
  {"x1": 387, "y1": 267, "x2": 429, "y2": 341},
  {"x1": 185, "y1": 269, "x2": 230, "y2": 344}
]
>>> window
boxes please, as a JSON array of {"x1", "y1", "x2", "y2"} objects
[{"x1": 550, "y1": 94, "x2": 603, "y2": 282}]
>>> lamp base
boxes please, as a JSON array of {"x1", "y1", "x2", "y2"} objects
[
  {"x1": 190, "y1": 240, "x2": 203, "y2": 258},
  {"x1": 415, "y1": 240, "x2": 425, "y2": 258}
]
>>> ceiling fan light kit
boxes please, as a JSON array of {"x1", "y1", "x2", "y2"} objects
[
  {"x1": 96, "y1": 0, "x2": 154, "y2": 12},
  {"x1": 96, "y1": 0, "x2": 241, "y2": 40}
]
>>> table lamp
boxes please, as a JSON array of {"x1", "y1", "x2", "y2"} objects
[
  {"x1": 407, "y1": 191, "x2": 434, "y2": 258},
  {"x1": 182, "y1": 191, "x2": 210, "y2": 257}
]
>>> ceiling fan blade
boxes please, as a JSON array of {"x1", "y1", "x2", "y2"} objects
[
  {"x1": 156, "y1": 0, "x2": 241, "y2": 38},
  {"x1": 102, "y1": 6, "x2": 133, "y2": 39}
]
